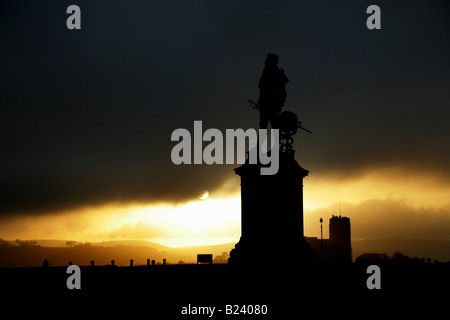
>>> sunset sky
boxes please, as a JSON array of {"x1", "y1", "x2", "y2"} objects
[{"x1": 1, "y1": 0, "x2": 450, "y2": 247}]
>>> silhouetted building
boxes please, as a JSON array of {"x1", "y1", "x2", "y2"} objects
[
  {"x1": 197, "y1": 254, "x2": 213, "y2": 264},
  {"x1": 306, "y1": 215, "x2": 352, "y2": 263},
  {"x1": 329, "y1": 215, "x2": 352, "y2": 262}
]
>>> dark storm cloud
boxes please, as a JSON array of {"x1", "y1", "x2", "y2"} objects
[{"x1": 1, "y1": 0, "x2": 450, "y2": 216}]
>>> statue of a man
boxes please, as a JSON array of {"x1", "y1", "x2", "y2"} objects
[{"x1": 258, "y1": 54, "x2": 289, "y2": 129}]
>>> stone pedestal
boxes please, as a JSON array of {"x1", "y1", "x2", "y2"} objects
[{"x1": 229, "y1": 152, "x2": 315, "y2": 265}]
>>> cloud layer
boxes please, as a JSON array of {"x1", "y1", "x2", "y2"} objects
[{"x1": 1, "y1": 0, "x2": 449, "y2": 219}]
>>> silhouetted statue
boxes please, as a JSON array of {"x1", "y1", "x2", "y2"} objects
[
  {"x1": 229, "y1": 55, "x2": 314, "y2": 265},
  {"x1": 130, "y1": 259, "x2": 134, "y2": 267},
  {"x1": 91, "y1": 260, "x2": 95, "y2": 267},
  {"x1": 163, "y1": 259, "x2": 167, "y2": 265},
  {"x1": 111, "y1": 259, "x2": 115, "y2": 266},
  {"x1": 257, "y1": 53, "x2": 289, "y2": 129},
  {"x1": 42, "y1": 259, "x2": 49, "y2": 268}
]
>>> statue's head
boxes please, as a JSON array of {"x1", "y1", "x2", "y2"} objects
[{"x1": 265, "y1": 53, "x2": 279, "y2": 67}]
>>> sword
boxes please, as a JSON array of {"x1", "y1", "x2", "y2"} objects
[
  {"x1": 298, "y1": 122, "x2": 312, "y2": 134},
  {"x1": 248, "y1": 100, "x2": 259, "y2": 110}
]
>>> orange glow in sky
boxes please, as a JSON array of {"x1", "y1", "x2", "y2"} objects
[
  {"x1": 0, "y1": 194, "x2": 241, "y2": 247},
  {"x1": 1, "y1": 167, "x2": 450, "y2": 246}
]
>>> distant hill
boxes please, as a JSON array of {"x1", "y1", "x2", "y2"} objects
[
  {"x1": 90, "y1": 240, "x2": 171, "y2": 251},
  {"x1": 27, "y1": 239, "x2": 171, "y2": 250},
  {"x1": 2, "y1": 237, "x2": 448, "y2": 268},
  {"x1": 0, "y1": 239, "x2": 236, "y2": 268}
]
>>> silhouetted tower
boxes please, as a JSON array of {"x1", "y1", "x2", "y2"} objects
[
  {"x1": 320, "y1": 218, "x2": 324, "y2": 262},
  {"x1": 329, "y1": 215, "x2": 352, "y2": 263}
]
